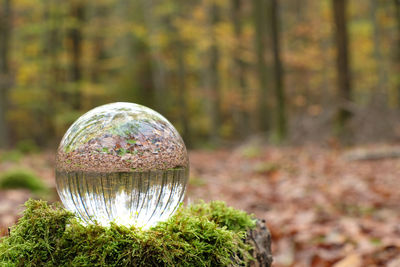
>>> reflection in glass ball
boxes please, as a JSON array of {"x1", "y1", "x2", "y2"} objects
[{"x1": 55, "y1": 102, "x2": 189, "y2": 228}]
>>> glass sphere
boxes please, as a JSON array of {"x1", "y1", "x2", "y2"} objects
[{"x1": 55, "y1": 102, "x2": 189, "y2": 228}]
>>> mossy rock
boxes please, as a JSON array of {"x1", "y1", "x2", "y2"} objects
[{"x1": 0, "y1": 200, "x2": 271, "y2": 266}]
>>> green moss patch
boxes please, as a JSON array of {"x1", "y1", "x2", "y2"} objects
[
  {"x1": 0, "y1": 169, "x2": 48, "y2": 194},
  {"x1": 0, "y1": 200, "x2": 256, "y2": 266},
  {"x1": 0, "y1": 150, "x2": 23, "y2": 163},
  {"x1": 16, "y1": 139, "x2": 40, "y2": 154}
]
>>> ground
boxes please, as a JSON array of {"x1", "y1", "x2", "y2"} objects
[{"x1": 1, "y1": 143, "x2": 399, "y2": 266}]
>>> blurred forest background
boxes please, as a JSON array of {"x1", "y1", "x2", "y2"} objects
[
  {"x1": 1, "y1": 0, "x2": 400, "y2": 266},
  {"x1": 0, "y1": 0, "x2": 399, "y2": 149}
]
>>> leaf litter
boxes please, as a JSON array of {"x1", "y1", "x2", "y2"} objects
[{"x1": 1, "y1": 144, "x2": 400, "y2": 266}]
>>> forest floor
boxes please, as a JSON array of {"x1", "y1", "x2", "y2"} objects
[{"x1": 0, "y1": 143, "x2": 400, "y2": 267}]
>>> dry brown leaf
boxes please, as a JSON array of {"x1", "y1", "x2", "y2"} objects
[{"x1": 332, "y1": 253, "x2": 362, "y2": 267}]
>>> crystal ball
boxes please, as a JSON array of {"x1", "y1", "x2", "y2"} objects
[{"x1": 55, "y1": 102, "x2": 189, "y2": 228}]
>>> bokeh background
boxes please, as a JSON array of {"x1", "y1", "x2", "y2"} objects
[{"x1": 0, "y1": 0, "x2": 400, "y2": 266}]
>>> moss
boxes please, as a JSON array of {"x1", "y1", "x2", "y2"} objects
[
  {"x1": 0, "y1": 150, "x2": 23, "y2": 163},
  {"x1": 189, "y1": 176, "x2": 207, "y2": 187},
  {"x1": 252, "y1": 162, "x2": 280, "y2": 175},
  {"x1": 240, "y1": 145, "x2": 262, "y2": 159},
  {"x1": 16, "y1": 139, "x2": 40, "y2": 154},
  {"x1": 0, "y1": 200, "x2": 256, "y2": 266},
  {"x1": 0, "y1": 169, "x2": 48, "y2": 194}
]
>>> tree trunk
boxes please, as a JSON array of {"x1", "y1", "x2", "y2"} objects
[
  {"x1": 0, "y1": 0, "x2": 11, "y2": 148},
  {"x1": 231, "y1": 0, "x2": 249, "y2": 138},
  {"x1": 369, "y1": 0, "x2": 387, "y2": 101},
  {"x1": 332, "y1": 0, "x2": 352, "y2": 141},
  {"x1": 253, "y1": 0, "x2": 270, "y2": 133},
  {"x1": 246, "y1": 219, "x2": 273, "y2": 267},
  {"x1": 394, "y1": 0, "x2": 400, "y2": 106},
  {"x1": 91, "y1": 4, "x2": 107, "y2": 84},
  {"x1": 270, "y1": 0, "x2": 286, "y2": 142},
  {"x1": 141, "y1": 0, "x2": 167, "y2": 113},
  {"x1": 68, "y1": 1, "x2": 85, "y2": 110},
  {"x1": 208, "y1": 1, "x2": 222, "y2": 143},
  {"x1": 43, "y1": 0, "x2": 63, "y2": 143},
  {"x1": 176, "y1": 40, "x2": 191, "y2": 147}
]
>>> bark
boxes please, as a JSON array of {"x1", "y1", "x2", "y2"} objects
[
  {"x1": 270, "y1": 0, "x2": 286, "y2": 142},
  {"x1": 332, "y1": 0, "x2": 352, "y2": 140},
  {"x1": 231, "y1": 0, "x2": 249, "y2": 137},
  {"x1": 246, "y1": 219, "x2": 273, "y2": 267},
  {"x1": 253, "y1": 0, "x2": 270, "y2": 132},
  {"x1": 68, "y1": 1, "x2": 85, "y2": 110},
  {"x1": 0, "y1": 0, "x2": 11, "y2": 148}
]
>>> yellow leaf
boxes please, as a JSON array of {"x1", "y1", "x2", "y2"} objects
[{"x1": 333, "y1": 253, "x2": 362, "y2": 267}]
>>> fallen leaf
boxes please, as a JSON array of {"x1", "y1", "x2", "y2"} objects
[{"x1": 333, "y1": 253, "x2": 362, "y2": 267}]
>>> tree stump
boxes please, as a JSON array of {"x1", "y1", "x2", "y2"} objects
[
  {"x1": 0, "y1": 200, "x2": 273, "y2": 266},
  {"x1": 247, "y1": 219, "x2": 273, "y2": 267}
]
